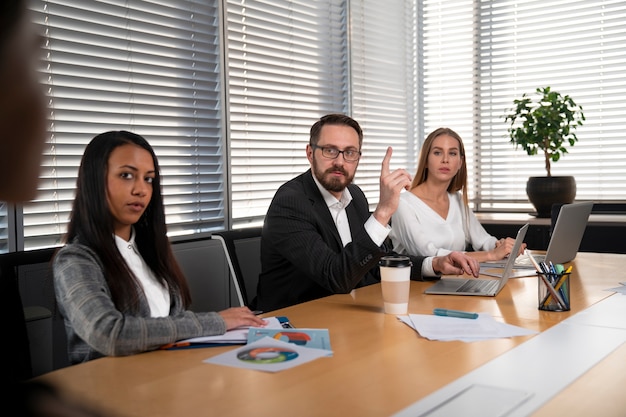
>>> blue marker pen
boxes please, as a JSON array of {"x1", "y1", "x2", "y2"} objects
[
  {"x1": 433, "y1": 308, "x2": 479, "y2": 319},
  {"x1": 548, "y1": 261, "x2": 555, "y2": 272}
]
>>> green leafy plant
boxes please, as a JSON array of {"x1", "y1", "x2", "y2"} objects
[{"x1": 505, "y1": 86, "x2": 585, "y2": 176}]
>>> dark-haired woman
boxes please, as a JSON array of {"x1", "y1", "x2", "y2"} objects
[{"x1": 54, "y1": 130, "x2": 264, "y2": 364}]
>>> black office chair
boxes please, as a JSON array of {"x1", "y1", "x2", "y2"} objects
[
  {"x1": 0, "y1": 247, "x2": 59, "y2": 381},
  {"x1": 211, "y1": 227, "x2": 263, "y2": 309}
]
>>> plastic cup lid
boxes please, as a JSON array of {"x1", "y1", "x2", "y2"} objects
[{"x1": 379, "y1": 255, "x2": 412, "y2": 267}]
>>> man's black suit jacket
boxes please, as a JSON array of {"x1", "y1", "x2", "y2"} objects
[{"x1": 256, "y1": 169, "x2": 428, "y2": 312}]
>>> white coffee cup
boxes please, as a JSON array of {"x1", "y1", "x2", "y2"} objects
[{"x1": 379, "y1": 255, "x2": 412, "y2": 314}]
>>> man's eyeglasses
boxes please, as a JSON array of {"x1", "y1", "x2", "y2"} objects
[{"x1": 311, "y1": 144, "x2": 361, "y2": 162}]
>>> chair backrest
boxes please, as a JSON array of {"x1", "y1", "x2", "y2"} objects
[
  {"x1": 211, "y1": 227, "x2": 262, "y2": 309},
  {"x1": 0, "y1": 247, "x2": 60, "y2": 381}
]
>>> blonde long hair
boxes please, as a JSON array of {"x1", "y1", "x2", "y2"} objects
[{"x1": 412, "y1": 127, "x2": 469, "y2": 209}]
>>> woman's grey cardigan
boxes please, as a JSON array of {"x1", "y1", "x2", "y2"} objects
[{"x1": 53, "y1": 242, "x2": 226, "y2": 364}]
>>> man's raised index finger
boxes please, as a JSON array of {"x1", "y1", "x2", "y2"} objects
[{"x1": 381, "y1": 146, "x2": 392, "y2": 175}]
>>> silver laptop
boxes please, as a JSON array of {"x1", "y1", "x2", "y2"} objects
[
  {"x1": 488, "y1": 201, "x2": 594, "y2": 269},
  {"x1": 424, "y1": 223, "x2": 528, "y2": 297}
]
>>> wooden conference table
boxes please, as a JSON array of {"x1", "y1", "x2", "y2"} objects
[{"x1": 36, "y1": 252, "x2": 626, "y2": 417}]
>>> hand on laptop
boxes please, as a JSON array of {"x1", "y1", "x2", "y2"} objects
[
  {"x1": 433, "y1": 251, "x2": 480, "y2": 277},
  {"x1": 494, "y1": 237, "x2": 527, "y2": 261}
]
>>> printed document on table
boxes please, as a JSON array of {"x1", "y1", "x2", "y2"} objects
[
  {"x1": 399, "y1": 313, "x2": 537, "y2": 342},
  {"x1": 247, "y1": 328, "x2": 333, "y2": 353},
  {"x1": 204, "y1": 336, "x2": 332, "y2": 372}
]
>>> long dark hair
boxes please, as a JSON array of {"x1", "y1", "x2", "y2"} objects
[{"x1": 65, "y1": 130, "x2": 190, "y2": 313}]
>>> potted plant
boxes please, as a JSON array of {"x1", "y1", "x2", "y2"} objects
[{"x1": 505, "y1": 86, "x2": 585, "y2": 217}]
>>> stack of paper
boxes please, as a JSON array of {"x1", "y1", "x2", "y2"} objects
[{"x1": 399, "y1": 313, "x2": 537, "y2": 342}]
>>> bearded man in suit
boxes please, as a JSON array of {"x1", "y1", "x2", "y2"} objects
[{"x1": 256, "y1": 114, "x2": 479, "y2": 312}]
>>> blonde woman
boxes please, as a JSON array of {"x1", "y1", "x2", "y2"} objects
[{"x1": 390, "y1": 127, "x2": 524, "y2": 262}]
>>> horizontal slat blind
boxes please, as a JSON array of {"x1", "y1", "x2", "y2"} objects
[
  {"x1": 0, "y1": 203, "x2": 10, "y2": 253},
  {"x1": 421, "y1": 0, "x2": 479, "y2": 204},
  {"x1": 21, "y1": 0, "x2": 224, "y2": 249},
  {"x1": 226, "y1": 0, "x2": 348, "y2": 228},
  {"x1": 424, "y1": 0, "x2": 626, "y2": 211},
  {"x1": 350, "y1": 0, "x2": 419, "y2": 209},
  {"x1": 3, "y1": 1, "x2": 623, "y2": 253}
]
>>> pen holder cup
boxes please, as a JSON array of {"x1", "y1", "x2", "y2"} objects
[{"x1": 538, "y1": 273, "x2": 571, "y2": 312}]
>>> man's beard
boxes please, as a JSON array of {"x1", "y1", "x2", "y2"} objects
[{"x1": 313, "y1": 162, "x2": 355, "y2": 193}]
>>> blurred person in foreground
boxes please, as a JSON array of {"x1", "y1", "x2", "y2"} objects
[{"x1": 2, "y1": 3, "x2": 125, "y2": 416}]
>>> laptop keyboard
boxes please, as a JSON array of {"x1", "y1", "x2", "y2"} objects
[{"x1": 457, "y1": 279, "x2": 498, "y2": 293}]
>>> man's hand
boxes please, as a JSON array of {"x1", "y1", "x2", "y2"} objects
[
  {"x1": 432, "y1": 251, "x2": 480, "y2": 277},
  {"x1": 372, "y1": 146, "x2": 412, "y2": 226}
]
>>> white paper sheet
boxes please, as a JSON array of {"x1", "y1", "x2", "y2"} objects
[{"x1": 398, "y1": 313, "x2": 537, "y2": 342}]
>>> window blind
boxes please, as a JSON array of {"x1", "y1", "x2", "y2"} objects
[
  {"x1": 3, "y1": 0, "x2": 624, "y2": 253},
  {"x1": 0, "y1": 203, "x2": 12, "y2": 253},
  {"x1": 421, "y1": 0, "x2": 478, "y2": 204},
  {"x1": 423, "y1": 0, "x2": 626, "y2": 211},
  {"x1": 18, "y1": 0, "x2": 224, "y2": 250},
  {"x1": 350, "y1": 0, "x2": 419, "y2": 209},
  {"x1": 225, "y1": 0, "x2": 348, "y2": 228}
]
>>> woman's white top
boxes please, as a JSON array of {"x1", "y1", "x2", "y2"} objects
[
  {"x1": 114, "y1": 231, "x2": 170, "y2": 317},
  {"x1": 390, "y1": 191, "x2": 497, "y2": 257}
]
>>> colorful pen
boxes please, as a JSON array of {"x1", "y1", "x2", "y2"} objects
[{"x1": 433, "y1": 308, "x2": 479, "y2": 319}]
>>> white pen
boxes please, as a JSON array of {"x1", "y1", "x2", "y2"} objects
[{"x1": 525, "y1": 249, "x2": 542, "y2": 272}]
